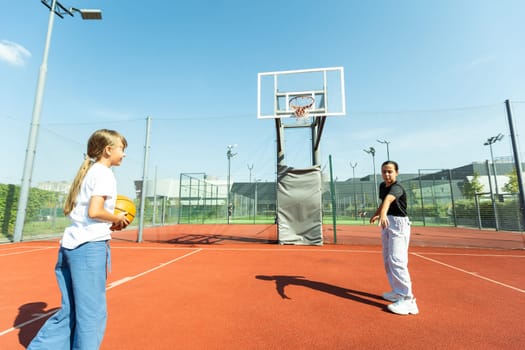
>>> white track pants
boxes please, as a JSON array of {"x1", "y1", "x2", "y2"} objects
[{"x1": 381, "y1": 215, "x2": 414, "y2": 298}]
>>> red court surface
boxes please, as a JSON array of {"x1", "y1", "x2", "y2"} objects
[
  {"x1": 112, "y1": 223, "x2": 525, "y2": 250},
  {"x1": 1, "y1": 225, "x2": 524, "y2": 349}
]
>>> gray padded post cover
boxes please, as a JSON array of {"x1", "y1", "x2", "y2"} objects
[{"x1": 277, "y1": 165, "x2": 323, "y2": 245}]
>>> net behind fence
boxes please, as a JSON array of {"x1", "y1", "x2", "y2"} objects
[{"x1": 178, "y1": 173, "x2": 223, "y2": 224}]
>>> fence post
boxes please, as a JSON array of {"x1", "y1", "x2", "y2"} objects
[
  {"x1": 418, "y1": 170, "x2": 426, "y2": 226},
  {"x1": 485, "y1": 160, "x2": 499, "y2": 230},
  {"x1": 505, "y1": 99, "x2": 525, "y2": 229},
  {"x1": 138, "y1": 116, "x2": 152, "y2": 243},
  {"x1": 447, "y1": 169, "x2": 458, "y2": 227},
  {"x1": 475, "y1": 194, "x2": 482, "y2": 229},
  {"x1": 329, "y1": 155, "x2": 337, "y2": 244}
]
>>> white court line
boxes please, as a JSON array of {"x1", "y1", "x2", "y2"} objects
[
  {"x1": 413, "y1": 252, "x2": 525, "y2": 258},
  {"x1": 0, "y1": 245, "x2": 35, "y2": 251},
  {"x1": 0, "y1": 244, "x2": 55, "y2": 251},
  {"x1": 4, "y1": 244, "x2": 524, "y2": 257},
  {"x1": 106, "y1": 248, "x2": 202, "y2": 290},
  {"x1": 114, "y1": 246, "x2": 525, "y2": 258},
  {"x1": 0, "y1": 310, "x2": 56, "y2": 337},
  {"x1": 0, "y1": 247, "x2": 55, "y2": 257},
  {"x1": 112, "y1": 246, "x2": 382, "y2": 253},
  {"x1": 412, "y1": 252, "x2": 525, "y2": 294},
  {"x1": 0, "y1": 248, "x2": 202, "y2": 337}
]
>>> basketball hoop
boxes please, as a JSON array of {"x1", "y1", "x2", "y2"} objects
[{"x1": 289, "y1": 95, "x2": 315, "y2": 121}]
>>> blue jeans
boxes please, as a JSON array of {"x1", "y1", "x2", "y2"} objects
[
  {"x1": 381, "y1": 216, "x2": 414, "y2": 298},
  {"x1": 28, "y1": 241, "x2": 110, "y2": 350}
]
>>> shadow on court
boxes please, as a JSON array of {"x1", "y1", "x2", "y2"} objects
[
  {"x1": 14, "y1": 302, "x2": 59, "y2": 348},
  {"x1": 255, "y1": 274, "x2": 386, "y2": 308},
  {"x1": 110, "y1": 224, "x2": 525, "y2": 249},
  {"x1": 165, "y1": 234, "x2": 278, "y2": 244},
  {"x1": 112, "y1": 224, "x2": 279, "y2": 245}
]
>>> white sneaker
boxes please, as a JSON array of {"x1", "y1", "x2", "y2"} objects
[
  {"x1": 382, "y1": 291, "x2": 403, "y2": 302},
  {"x1": 387, "y1": 298, "x2": 419, "y2": 315}
]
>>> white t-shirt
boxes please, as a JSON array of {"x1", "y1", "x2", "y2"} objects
[{"x1": 61, "y1": 162, "x2": 116, "y2": 249}]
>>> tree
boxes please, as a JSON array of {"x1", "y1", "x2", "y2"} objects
[
  {"x1": 1, "y1": 184, "x2": 60, "y2": 236},
  {"x1": 462, "y1": 172, "x2": 483, "y2": 199},
  {"x1": 503, "y1": 168, "x2": 519, "y2": 194}
]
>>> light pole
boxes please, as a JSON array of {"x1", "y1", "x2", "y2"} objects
[
  {"x1": 363, "y1": 147, "x2": 378, "y2": 207},
  {"x1": 13, "y1": 1, "x2": 102, "y2": 242},
  {"x1": 376, "y1": 139, "x2": 391, "y2": 160},
  {"x1": 226, "y1": 144, "x2": 237, "y2": 224},
  {"x1": 484, "y1": 133, "x2": 504, "y2": 197},
  {"x1": 350, "y1": 162, "x2": 358, "y2": 219},
  {"x1": 247, "y1": 164, "x2": 254, "y2": 183}
]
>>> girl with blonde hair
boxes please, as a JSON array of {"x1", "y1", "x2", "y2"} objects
[{"x1": 29, "y1": 129, "x2": 130, "y2": 350}]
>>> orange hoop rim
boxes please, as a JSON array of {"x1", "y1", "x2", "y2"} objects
[{"x1": 289, "y1": 95, "x2": 315, "y2": 119}]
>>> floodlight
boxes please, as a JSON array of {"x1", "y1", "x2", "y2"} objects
[{"x1": 71, "y1": 8, "x2": 102, "y2": 20}]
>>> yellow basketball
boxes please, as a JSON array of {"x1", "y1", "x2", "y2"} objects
[{"x1": 114, "y1": 194, "x2": 136, "y2": 224}]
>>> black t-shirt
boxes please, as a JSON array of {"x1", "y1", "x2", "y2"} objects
[{"x1": 379, "y1": 182, "x2": 407, "y2": 217}]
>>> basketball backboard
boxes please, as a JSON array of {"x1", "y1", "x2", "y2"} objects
[{"x1": 257, "y1": 67, "x2": 346, "y2": 119}]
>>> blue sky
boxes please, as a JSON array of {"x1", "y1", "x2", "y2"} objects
[{"x1": 1, "y1": 0, "x2": 525, "y2": 197}]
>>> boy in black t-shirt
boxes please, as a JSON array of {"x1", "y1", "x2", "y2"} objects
[{"x1": 370, "y1": 161, "x2": 419, "y2": 315}]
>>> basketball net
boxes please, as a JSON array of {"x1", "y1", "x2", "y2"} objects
[{"x1": 289, "y1": 95, "x2": 315, "y2": 123}]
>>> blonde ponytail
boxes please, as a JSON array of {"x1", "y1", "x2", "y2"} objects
[{"x1": 63, "y1": 156, "x2": 94, "y2": 215}]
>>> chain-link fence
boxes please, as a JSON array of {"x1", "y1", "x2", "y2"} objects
[
  {"x1": 320, "y1": 166, "x2": 524, "y2": 231},
  {"x1": 177, "y1": 173, "x2": 223, "y2": 224},
  {"x1": 140, "y1": 166, "x2": 525, "y2": 232},
  {"x1": 2, "y1": 165, "x2": 524, "y2": 243}
]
